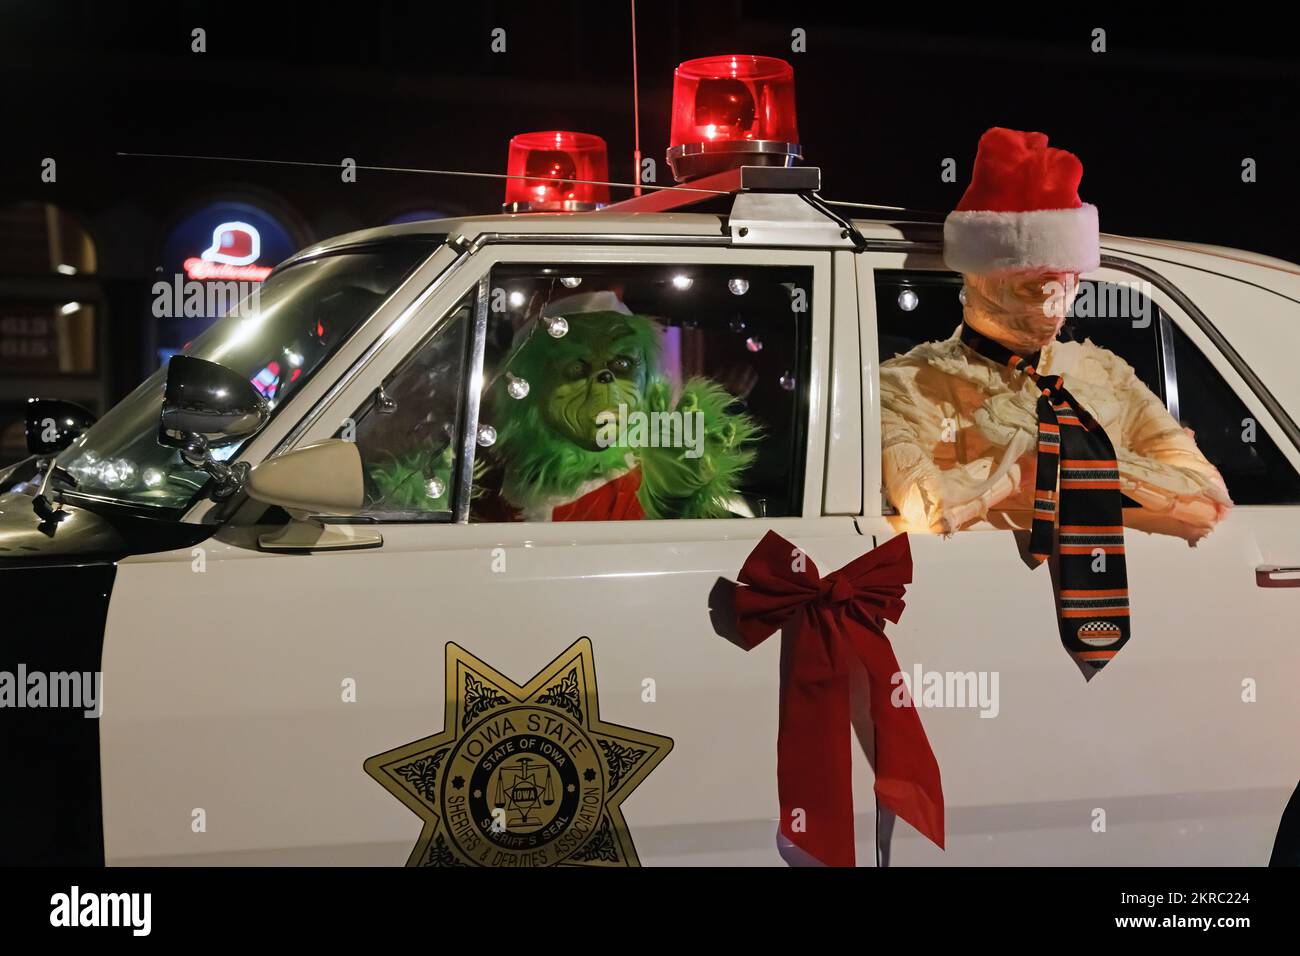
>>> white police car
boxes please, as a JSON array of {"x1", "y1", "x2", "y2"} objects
[{"x1": 2, "y1": 57, "x2": 1298, "y2": 868}]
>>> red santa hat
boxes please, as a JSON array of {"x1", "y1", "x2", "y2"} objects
[{"x1": 943, "y1": 127, "x2": 1099, "y2": 275}]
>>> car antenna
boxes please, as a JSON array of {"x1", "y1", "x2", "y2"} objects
[
  {"x1": 630, "y1": 0, "x2": 642, "y2": 198},
  {"x1": 114, "y1": 152, "x2": 730, "y2": 198},
  {"x1": 818, "y1": 197, "x2": 946, "y2": 217},
  {"x1": 117, "y1": 151, "x2": 936, "y2": 219}
]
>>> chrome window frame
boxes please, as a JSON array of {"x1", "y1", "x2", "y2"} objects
[
  {"x1": 858, "y1": 245, "x2": 1300, "y2": 456},
  {"x1": 1102, "y1": 255, "x2": 1300, "y2": 456},
  {"x1": 860, "y1": 245, "x2": 1300, "y2": 515},
  {"x1": 270, "y1": 234, "x2": 832, "y2": 527},
  {"x1": 453, "y1": 275, "x2": 491, "y2": 523}
]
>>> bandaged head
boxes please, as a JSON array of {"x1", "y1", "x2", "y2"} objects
[{"x1": 962, "y1": 269, "x2": 1080, "y2": 353}]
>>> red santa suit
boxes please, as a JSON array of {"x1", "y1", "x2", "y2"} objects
[{"x1": 525, "y1": 466, "x2": 646, "y2": 522}]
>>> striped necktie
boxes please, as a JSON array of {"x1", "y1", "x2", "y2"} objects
[{"x1": 959, "y1": 324, "x2": 1131, "y2": 676}]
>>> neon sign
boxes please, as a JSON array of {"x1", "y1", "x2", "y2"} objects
[{"x1": 183, "y1": 222, "x2": 272, "y2": 281}]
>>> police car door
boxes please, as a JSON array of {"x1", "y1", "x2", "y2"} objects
[
  {"x1": 100, "y1": 240, "x2": 874, "y2": 866},
  {"x1": 856, "y1": 248, "x2": 1300, "y2": 866}
]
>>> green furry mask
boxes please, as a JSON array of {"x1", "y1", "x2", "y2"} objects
[{"x1": 493, "y1": 311, "x2": 660, "y2": 507}]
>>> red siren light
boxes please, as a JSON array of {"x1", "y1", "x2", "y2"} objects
[
  {"x1": 667, "y1": 54, "x2": 801, "y2": 182},
  {"x1": 503, "y1": 131, "x2": 610, "y2": 212}
]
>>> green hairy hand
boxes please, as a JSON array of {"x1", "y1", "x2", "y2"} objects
[
  {"x1": 636, "y1": 376, "x2": 759, "y2": 519},
  {"x1": 368, "y1": 443, "x2": 457, "y2": 511}
]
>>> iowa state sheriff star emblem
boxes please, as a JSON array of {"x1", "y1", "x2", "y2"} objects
[{"x1": 364, "y1": 637, "x2": 672, "y2": 867}]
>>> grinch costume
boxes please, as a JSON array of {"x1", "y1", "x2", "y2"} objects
[
  {"x1": 881, "y1": 127, "x2": 1231, "y2": 544},
  {"x1": 483, "y1": 291, "x2": 757, "y2": 521},
  {"x1": 369, "y1": 291, "x2": 758, "y2": 521}
]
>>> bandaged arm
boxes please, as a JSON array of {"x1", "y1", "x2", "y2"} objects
[
  {"x1": 880, "y1": 365, "x2": 1026, "y2": 533},
  {"x1": 1106, "y1": 354, "x2": 1232, "y2": 541}
]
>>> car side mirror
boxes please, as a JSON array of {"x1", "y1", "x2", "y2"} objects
[
  {"x1": 26, "y1": 398, "x2": 96, "y2": 455},
  {"x1": 246, "y1": 440, "x2": 382, "y2": 552},
  {"x1": 158, "y1": 355, "x2": 270, "y2": 500}
]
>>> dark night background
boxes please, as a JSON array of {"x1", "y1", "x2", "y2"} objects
[{"x1": 0, "y1": 1, "x2": 1297, "y2": 420}]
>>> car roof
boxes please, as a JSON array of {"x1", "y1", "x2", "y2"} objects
[
  {"x1": 1100, "y1": 234, "x2": 1300, "y2": 303},
  {"x1": 284, "y1": 207, "x2": 1300, "y2": 300},
  {"x1": 284, "y1": 209, "x2": 935, "y2": 263},
  {"x1": 1102, "y1": 235, "x2": 1300, "y2": 274}
]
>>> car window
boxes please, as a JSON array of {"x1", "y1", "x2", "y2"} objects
[
  {"x1": 872, "y1": 269, "x2": 1246, "y2": 531},
  {"x1": 467, "y1": 262, "x2": 813, "y2": 522},
  {"x1": 340, "y1": 289, "x2": 473, "y2": 520},
  {"x1": 1167, "y1": 321, "x2": 1300, "y2": 504},
  {"x1": 876, "y1": 269, "x2": 1300, "y2": 511},
  {"x1": 55, "y1": 241, "x2": 436, "y2": 513}
]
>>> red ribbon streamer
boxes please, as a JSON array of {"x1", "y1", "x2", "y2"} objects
[{"x1": 734, "y1": 530, "x2": 945, "y2": 865}]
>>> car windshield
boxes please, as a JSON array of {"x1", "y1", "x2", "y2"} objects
[{"x1": 56, "y1": 240, "x2": 438, "y2": 512}]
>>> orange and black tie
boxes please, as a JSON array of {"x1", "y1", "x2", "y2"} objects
[{"x1": 960, "y1": 323, "x2": 1131, "y2": 677}]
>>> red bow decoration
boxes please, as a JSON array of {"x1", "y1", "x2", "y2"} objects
[{"x1": 734, "y1": 530, "x2": 944, "y2": 866}]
